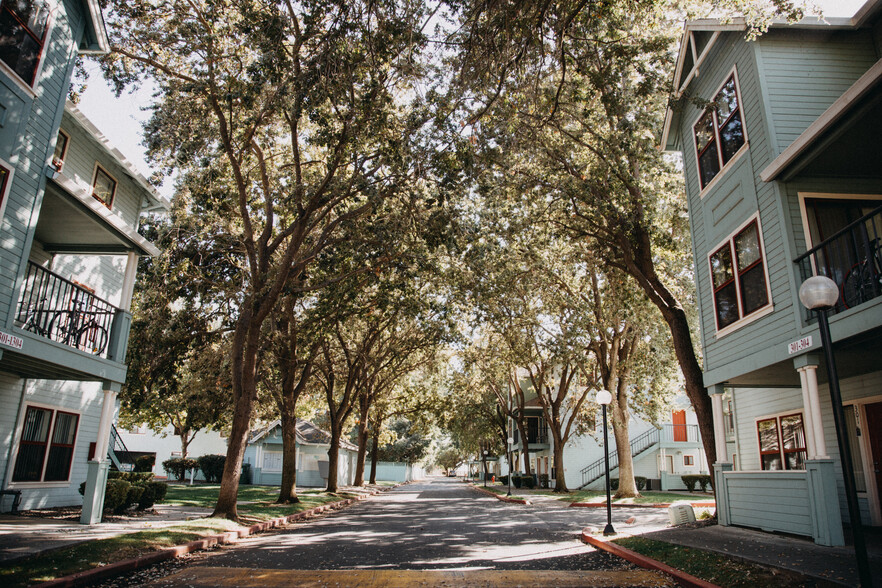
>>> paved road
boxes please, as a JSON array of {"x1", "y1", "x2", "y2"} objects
[{"x1": 138, "y1": 477, "x2": 675, "y2": 587}]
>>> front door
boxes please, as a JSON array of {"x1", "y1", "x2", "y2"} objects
[
  {"x1": 863, "y1": 402, "x2": 882, "y2": 516},
  {"x1": 672, "y1": 410, "x2": 687, "y2": 442}
]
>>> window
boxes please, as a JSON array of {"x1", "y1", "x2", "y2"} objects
[
  {"x1": 684, "y1": 455, "x2": 694, "y2": 466},
  {"x1": 262, "y1": 449, "x2": 282, "y2": 472},
  {"x1": 0, "y1": 0, "x2": 50, "y2": 86},
  {"x1": 12, "y1": 406, "x2": 79, "y2": 482},
  {"x1": 91, "y1": 165, "x2": 116, "y2": 208},
  {"x1": 757, "y1": 413, "x2": 806, "y2": 471},
  {"x1": 0, "y1": 162, "x2": 9, "y2": 214},
  {"x1": 694, "y1": 74, "x2": 746, "y2": 190},
  {"x1": 710, "y1": 219, "x2": 770, "y2": 330},
  {"x1": 52, "y1": 129, "x2": 68, "y2": 170}
]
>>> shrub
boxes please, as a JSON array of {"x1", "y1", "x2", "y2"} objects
[
  {"x1": 135, "y1": 454, "x2": 155, "y2": 473},
  {"x1": 698, "y1": 475, "x2": 712, "y2": 492},
  {"x1": 109, "y1": 471, "x2": 154, "y2": 483},
  {"x1": 538, "y1": 473, "x2": 549, "y2": 489},
  {"x1": 163, "y1": 457, "x2": 199, "y2": 481},
  {"x1": 123, "y1": 485, "x2": 145, "y2": 513},
  {"x1": 240, "y1": 462, "x2": 253, "y2": 485},
  {"x1": 498, "y1": 475, "x2": 508, "y2": 485},
  {"x1": 197, "y1": 454, "x2": 226, "y2": 483},
  {"x1": 635, "y1": 476, "x2": 647, "y2": 491},
  {"x1": 137, "y1": 481, "x2": 169, "y2": 510},
  {"x1": 518, "y1": 475, "x2": 535, "y2": 489},
  {"x1": 610, "y1": 478, "x2": 620, "y2": 491},
  {"x1": 104, "y1": 479, "x2": 131, "y2": 513},
  {"x1": 681, "y1": 474, "x2": 702, "y2": 492},
  {"x1": 512, "y1": 475, "x2": 522, "y2": 488}
]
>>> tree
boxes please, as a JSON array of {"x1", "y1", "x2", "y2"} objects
[
  {"x1": 435, "y1": 446, "x2": 465, "y2": 475},
  {"x1": 101, "y1": 0, "x2": 430, "y2": 519}
]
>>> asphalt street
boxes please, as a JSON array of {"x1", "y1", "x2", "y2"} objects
[{"x1": 134, "y1": 477, "x2": 675, "y2": 587}]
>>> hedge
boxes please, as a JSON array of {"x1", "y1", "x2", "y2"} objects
[
  {"x1": 681, "y1": 474, "x2": 712, "y2": 492},
  {"x1": 163, "y1": 457, "x2": 199, "y2": 481},
  {"x1": 609, "y1": 476, "x2": 647, "y2": 491},
  {"x1": 79, "y1": 474, "x2": 168, "y2": 516},
  {"x1": 197, "y1": 454, "x2": 226, "y2": 483},
  {"x1": 135, "y1": 454, "x2": 155, "y2": 473}
]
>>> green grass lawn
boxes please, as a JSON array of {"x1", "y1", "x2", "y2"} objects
[
  {"x1": 0, "y1": 486, "x2": 355, "y2": 588},
  {"x1": 567, "y1": 490, "x2": 714, "y2": 505},
  {"x1": 614, "y1": 536, "x2": 810, "y2": 587}
]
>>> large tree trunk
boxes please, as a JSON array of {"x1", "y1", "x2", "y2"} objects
[
  {"x1": 353, "y1": 393, "x2": 371, "y2": 486},
  {"x1": 369, "y1": 421, "x2": 381, "y2": 485},
  {"x1": 277, "y1": 412, "x2": 300, "y2": 503},
  {"x1": 551, "y1": 431, "x2": 568, "y2": 492},
  {"x1": 515, "y1": 419, "x2": 532, "y2": 478},
  {"x1": 326, "y1": 424, "x2": 342, "y2": 492},
  {"x1": 179, "y1": 430, "x2": 191, "y2": 461},
  {"x1": 610, "y1": 403, "x2": 637, "y2": 498}
]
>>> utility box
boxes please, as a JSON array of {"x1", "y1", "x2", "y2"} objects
[{"x1": 668, "y1": 503, "x2": 696, "y2": 526}]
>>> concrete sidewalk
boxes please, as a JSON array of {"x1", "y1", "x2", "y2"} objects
[
  {"x1": 638, "y1": 522, "x2": 882, "y2": 587},
  {"x1": 0, "y1": 503, "x2": 213, "y2": 562}
]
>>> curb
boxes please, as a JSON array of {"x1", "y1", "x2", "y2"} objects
[
  {"x1": 580, "y1": 530, "x2": 720, "y2": 588},
  {"x1": 35, "y1": 485, "x2": 403, "y2": 588},
  {"x1": 571, "y1": 502, "x2": 716, "y2": 509},
  {"x1": 469, "y1": 484, "x2": 531, "y2": 505}
]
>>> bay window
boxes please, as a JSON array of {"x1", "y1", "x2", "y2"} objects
[
  {"x1": 694, "y1": 73, "x2": 746, "y2": 190},
  {"x1": 710, "y1": 218, "x2": 770, "y2": 331}
]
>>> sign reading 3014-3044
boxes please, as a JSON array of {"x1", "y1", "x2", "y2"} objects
[{"x1": 788, "y1": 335, "x2": 813, "y2": 355}]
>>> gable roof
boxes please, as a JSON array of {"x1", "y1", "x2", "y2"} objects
[
  {"x1": 660, "y1": 1, "x2": 881, "y2": 151},
  {"x1": 249, "y1": 419, "x2": 359, "y2": 451}
]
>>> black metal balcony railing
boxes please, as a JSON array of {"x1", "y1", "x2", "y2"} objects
[
  {"x1": 14, "y1": 262, "x2": 116, "y2": 357},
  {"x1": 795, "y1": 205, "x2": 882, "y2": 319}
]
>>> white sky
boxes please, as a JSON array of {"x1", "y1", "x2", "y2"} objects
[{"x1": 76, "y1": 0, "x2": 871, "y2": 203}]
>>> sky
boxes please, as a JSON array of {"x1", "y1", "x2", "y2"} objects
[{"x1": 76, "y1": 0, "x2": 870, "y2": 203}]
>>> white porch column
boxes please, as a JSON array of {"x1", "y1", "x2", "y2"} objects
[
  {"x1": 711, "y1": 390, "x2": 727, "y2": 463},
  {"x1": 797, "y1": 367, "x2": 818, "y2": 458},
  {"x1": 81, "y1": 385, "x2": 119, "y2": 525},
  {"x1": 119, "y1": 252, "x2": 139, "y2": 312}
]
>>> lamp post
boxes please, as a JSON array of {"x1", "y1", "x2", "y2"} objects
[
  {"x1": 507, "y1": 437, "x2": 514, "y2": 496},
  {"x1": 483, "y1": 449, "x2": 489, "y2": 488},
  {"x1": 799, "y1": 276, "x2": 871, "y2": 587},
  {"x1": 596, "y1": 389, "x2": 615, "y2": 536}
]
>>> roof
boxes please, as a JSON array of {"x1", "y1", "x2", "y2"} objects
[
  {"x1": 660, "y1": 0, "x2": 882, "y2": 151},
  {"x1": 249, "y1": 419, "x2": 359, "y2": 452},
  {"x1": 79, "y1": 0, "x2": 110, "y2": 55},
  {"x1": 65, "y1": 102, "x2": 170, "y2": 213}
]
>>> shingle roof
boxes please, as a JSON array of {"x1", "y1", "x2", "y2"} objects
[{"x1": 249, "y1": 419, "x2": 358, "y2": 451}]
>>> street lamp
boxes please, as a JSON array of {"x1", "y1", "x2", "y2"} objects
[
  {"x1": 483, "y1": 449, "x2": 489, "y2": 488},
  {"x1": 799, "y1": 276, "x2": 871, "y2": 587},
  {"x1": 596, "y1": 389, "x2": 615, "y2": 536},
  {"x1": 507, "y1": 436, "x2": 514, "y2": 496}
]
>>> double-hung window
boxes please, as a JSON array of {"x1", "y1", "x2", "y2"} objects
[
  {"x1": 757, "y1": 413, "x2": 806, "y2": 470},
  {"x1": 91, "y1": 164, "x2": 116, "y2": 209},
  {"x1": 694, "y1": 74, "x2": 746, "y2": 190},
  {"x1": 710, "y1": 218, "x2": 770, "y2": 331},
  {"x1": 12, "y1": 405, "x2": 79, "y2": 483},
  {"x1": 0, "y1": 0, "x2": 50, "y2": 86}
]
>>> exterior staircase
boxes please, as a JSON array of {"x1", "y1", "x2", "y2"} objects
[
  {"x1": 579, "y1": 427, "x2": 660, "y2": 489},
  {"x1": 108, "y1": 424, "x2": 137, "y2": 471}
]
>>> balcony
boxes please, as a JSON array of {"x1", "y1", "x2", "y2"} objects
[
  {"x1": 14, "y1": 262, "x2": 119, "y2": 360},
  {"x1": 795, "y1": 204, "x2": 882, "y2": 320},
  {"x1": 661, "y1": 423, "x2": 700, "y2": 444}
]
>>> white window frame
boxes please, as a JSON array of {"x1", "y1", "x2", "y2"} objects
[
  {"x1": 797, "y1": 192, "x2": 882, "y2": 260},
  {"x1": 6, "y1": 401, "x2": 82, "y2": 488},
  {"x1": 692, "y1": 66, "x2": 750, "y2": 197},
  {"x1": 90, "y1": 162, "x2": 117, "y2": 209},
  {"x1": 52, "y1": 128, "x2": 70, "y2": 172},
  {"x1": 0, "y1": 156, "x2": 14, "y2": 222},
  {"x1": 262, "y1": 448, "x2": 283, "y2": 473},
  {"x1": 754, "y1": 410, "x2": 807, "y2": 472},
  {"x1": 0, "y1": 0, "x2": 57, "y2": 93},
  {"x1": 709, "y1": 213, "x2": 774, "y2": 338}
]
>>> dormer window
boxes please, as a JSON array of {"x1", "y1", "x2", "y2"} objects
[
  {"x1": 0, "y1": 0, "x2": 51, "y2": 86},
  {"x1": 694, "y1": 74, "x2": 747, "y2": 190},
  {"x1": 91, "y1": 164, "x2": 116, "y2": 209}
]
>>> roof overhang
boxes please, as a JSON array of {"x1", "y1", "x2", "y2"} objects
[
  {"x1": 65, "y1": 102, "x2": 171, "y2": 213},
  {"x1": 660, "y1": 2, "x2": 878, "y2": 151},
  {"x1": 77, "y1": 0, "x2": 110, "y2": 55},
  {"x1": 759, "y1": 57, "x2": 882, "y2": 182}
]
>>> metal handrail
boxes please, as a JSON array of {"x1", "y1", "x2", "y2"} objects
[
  {"x1": 580, "y1": 427, "x2": 660, "y2": 488},
  {"x1": 14, "y1": 261, "x2": 117, "y2": 356},
  {"x1": 108, "y1": 424, "x2": 136, "y2": 471}
]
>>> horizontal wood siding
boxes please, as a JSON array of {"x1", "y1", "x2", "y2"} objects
[
  {"x1": 0, "y1": 2, "x2": 83, "y2": 330},
  {"x1": 4, "y1": 377, "x2": 105, "y2": 509},
  {"x1": 723, "y1": 471, "x2": 814, "y2": 536},
  {"x1": 58, "y1": 110, "x2": 146, "y2": 230},
  {"x1": 757, "y1": 30, "x2": 877, "y2": 156},
  {"x1": 676, "y1": 32, "x2": 800, "y2": 382},
  {"x1": 51, "y1": 254, "x2": 126, "y2": 308}
]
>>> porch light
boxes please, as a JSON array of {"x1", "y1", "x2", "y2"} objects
[
  {"x1": 799, "y1": 276, "x2": 871, "y2": 586},
  {"x1": 596, "y1": 390, "x2": 615, "y2": 536}
]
